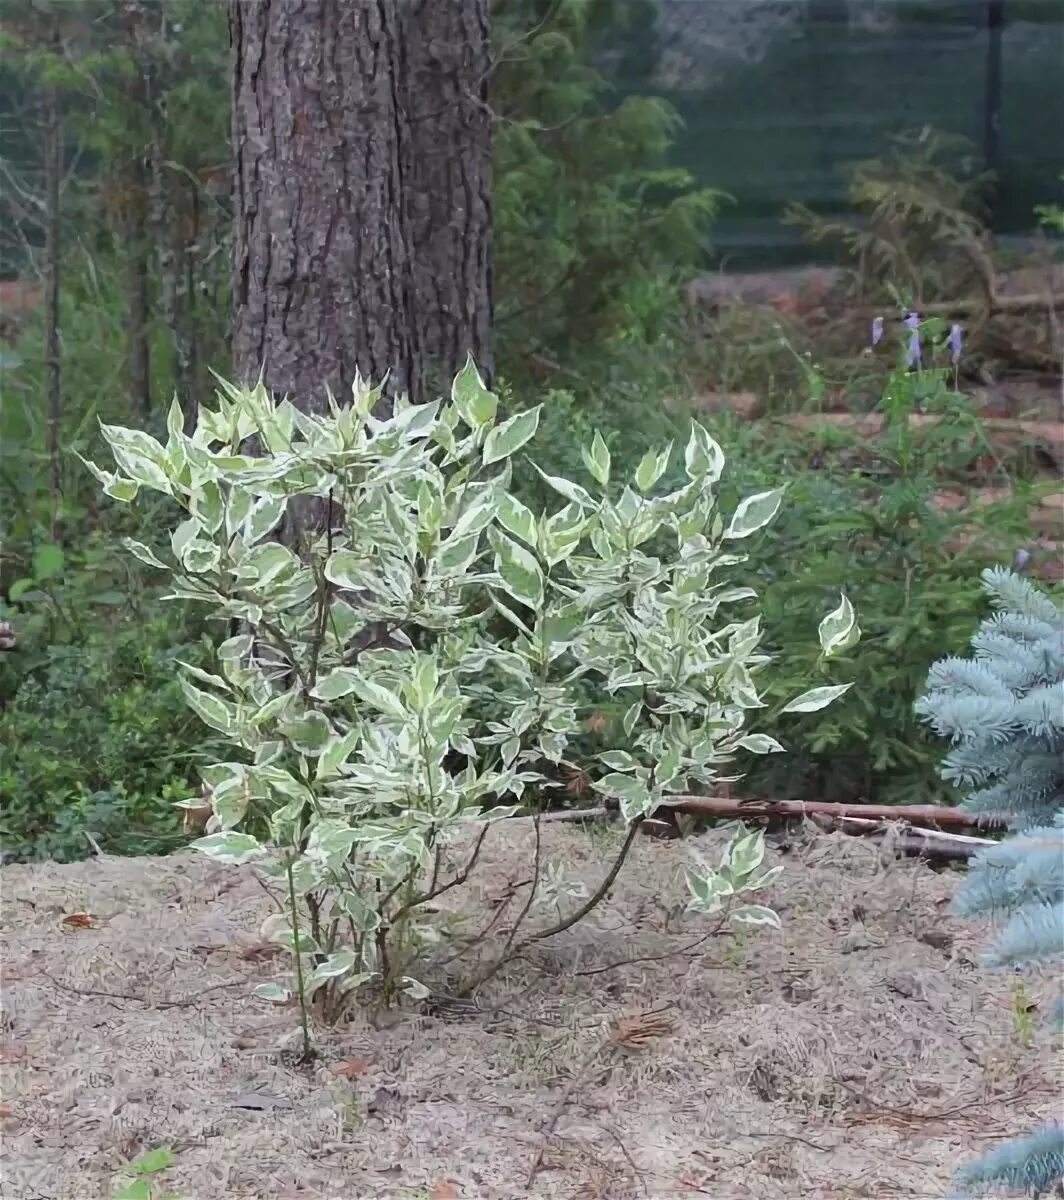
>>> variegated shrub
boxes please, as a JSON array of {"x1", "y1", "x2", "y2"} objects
[{"x1": 83, "y1": 359, "x2": 858, "y2": 1055}]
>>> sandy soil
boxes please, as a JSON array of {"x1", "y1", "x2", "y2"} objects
[{"x1": 1, "y1": 822, "x2": 1060, "y2": 1200}]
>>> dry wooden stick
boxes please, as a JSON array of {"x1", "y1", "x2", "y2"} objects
[
  {"x1": 39, "y1": 971, "x2": 246, "y2": 1009},
  {"x1": 662, "y1": 795, "x2": 1007, "y2": 831},
  {"x1": 526, "y1": 1033, "x2": 615, "y2": 1187}
]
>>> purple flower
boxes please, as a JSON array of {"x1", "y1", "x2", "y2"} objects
[
  {"x1": 904, "y1": 312, "x2": 922, "y2": 369},
  {"x1": 871, "y1": 316, "x2": 885, "y2": 346},
  {"x1": 948, "y1": 323, "x2": 963, "y2": 365}
]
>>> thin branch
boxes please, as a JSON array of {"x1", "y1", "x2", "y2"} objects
[
  {"x1": 39, "y1": 971, "x2": 245, "y2": 1009},
  {"x1": 458, "y1": 816, "x2": 543, "y2": 996},
  {"x1": 528, "y1": 817, "x2": 643, "y2": 943},
  {"x1": 526, "y1": 1030, "x2": 615, "y2": 1188},
  {"x1": 574, "y1": 920, "x2": 731, "y2": 978},
  {"x1": 392, "y1": 824, "x2": 491, "y2": 922}
]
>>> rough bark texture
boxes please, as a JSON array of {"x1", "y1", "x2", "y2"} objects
[
  {"x1": 117, "y1": 0, "x2": 153, "y2": 418},
  {"x1": 44, "y1": 23, "x2": 62, "y2": 538},
  {"x1": 401, "y1": 0, "x2": 494, "y2": 389},
  {"x1": 230, "y1": 0, "x2": 414, "y2": 407},
  {"x1": 229, "y1": 0, "x2": 492, "y2": 410}
]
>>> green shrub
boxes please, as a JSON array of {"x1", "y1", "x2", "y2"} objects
[
  {"x1": 83, "y1": 363, "x2": 856, "y2": 1051},
  {"x1": 522, "y1": 313, "x2": 1041, "y2": 809}
]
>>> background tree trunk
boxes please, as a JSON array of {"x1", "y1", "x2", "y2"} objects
[
  {"x1": 230, "y1": 0, "x2": 418, "y2": 408},
  {"x1": 44, "y1": 18, "x2": 63, "y2": 538},
  {"x1": 117, "y1": 0, "x2": 152, "y2": 419},
  {"x1": 228, "y1": 0, "x2": 493, "y2": 410},
  {"x1": 401, "y1": 0, "x2": 494, "y2": 388}
]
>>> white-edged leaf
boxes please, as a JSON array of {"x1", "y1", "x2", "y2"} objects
[
  {"x1": 218, "y1": 633, "x2": 254, "y2": 661},
  {"x1": 451, "y1": 355, "x2": 498, "y2": 429},
  {"x1": 245, "y1": 496, "x2": 287, "y2": 546},
  {"x1": 252, "y1": 983, "x2": 292, "y2": 1005},
  {"x1": 592, "y1": 772, "x2": 652, "y2": 821},
  {"x1": 730, "y1": 904, "x2": 781, "y2": 929},
  {"x1": 103, "y1": 475, "x2": 139, "y2": 502},
  {"x1": 684, "y1": 867, "x2": 733, "y2": 914},
  {"x1": 348, "y1": 675, "x2": 409, "y2": 720},
  {"x1": 190, "y1": 830, "x2": 265, "y2": 865},
  {"x1": 623, "y1": 701, "x2": 642, "y2": 737},
  {"x1": 598, "y1": 750, "x2": 639, "y2": 772},
  {"x1": 634, "y1": 443, "x2": 672, "y2": 493},
  {"x1": 724, "y1": 488, "x2": 785, "y2": 540},
  {"x1": 180, "y1": 678, "x2": 233, "y2": 732},
  {"x1": 780, "y1": 683, "x2": 853, "y2": 714},
  {"x1": 684, "y1": 422, "x2": 726, "y2": 484},
  {"x1": 725, "y1": 828, "x2": 765, "y2": 878},
  {"x1": 122, "y1": 538, "x2": 168, "y2": 570},
  {"x1": 818, "y1": 592, "x2": 861, "y2": 657},
  {"x1": 581, "y1": 431, "x2": 611, "y2": 486},
  {"x1": 489, "y1": 527, "x2": 544, "y2": 608},
  {"x1": 736, "y1": 733, "x2": 785, "y2": 754},
  {"x1": 482, "y1": 407, "x2": 541, "y2": 465},
  {"x1": 530, "y1": 463, "x2": 596, "y2": 509},
  {"x1": 311, "y1": 668, "x2": 362, "y2": 701},
  {"x1": 744, "y1": 864, "x2": 784, "y2": 893},
  {"x1": 496, "y1": 492, "x2": 537, "y2": 546},
  {"x1": 306, "y1": 949, "x2": 357, "y2": 984}
]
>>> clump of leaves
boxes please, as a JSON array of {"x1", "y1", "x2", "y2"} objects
[
  {"x1": 492, "y1": 0, "x2": 723, "y2": 370},
  {"x1": 84, "y1": 360, "x2": 857, "y2": 1057},
  {"x1": 113, "y1": 1147, "x2": 182, "y2": 1200},
  {"x1": 1034, "y1": 172, "x2": 1064, "y2": 234},
  {"x1": 785, "y1": 128, "x2": 995, "y2": 306},
  {"x1": 0, "y1": 600, "x2": 215, "y2": 863},
  {"x1": 736, "y1": 313, "x2": 1035, "y2": 808}
]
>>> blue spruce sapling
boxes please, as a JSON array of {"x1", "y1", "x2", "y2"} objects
[{"x1": 916, "y1": 566, "x2": 1064, "y2": 1197}]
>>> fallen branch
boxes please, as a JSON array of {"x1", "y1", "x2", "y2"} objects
[
  {"x1": 520, "y1": 805, "x2": 612, "y2": 824},
  {"x1": 642, "y1": 795, "x2": 1004, "y2": 832},
  {"x1": 505, "y1": 796, "x2": 1003, "y2": 835},
  {"x1": 39, "y1": 971, "x2": 246, "y2": 1009},
  {"x1": 810, "y1": 814, "x2": 995, "y2": 862}
]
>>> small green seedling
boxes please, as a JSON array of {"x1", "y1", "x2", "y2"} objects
[
  {"x1": 113, "y1": 1147, "x2": 183, "y2": 1200},
  {"x1": 1009, "y1": 978, "x2": 1036, "y2": 1049}
]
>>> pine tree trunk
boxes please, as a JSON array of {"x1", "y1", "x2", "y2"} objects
[
  {"x1": 228, "y1": 0, "x2": 492, "y2": 409},
  {"x1": 117, "y1": 0, "x2": 153, "y2": 418},
  {"x1": 43, "y1": 20, "x2": 62, "y2": 539},
  {"x1": 124, "y1": 205, "x2": 152, "y2": 418},
  {"x1": 401, "y1": 0, "x2": 494, "y2": 389},
  {"x1": 229, "y1": 0, "x2": 418, "y2": 408}
]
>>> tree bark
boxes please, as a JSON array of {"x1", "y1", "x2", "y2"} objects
[
  {"x1": 230, "y1": 0, "x2": 418, "y2": 408},
  {"x1": 43, "y1": 19, "x2": 63, "y2": 539},
  {"x1": 401, "y1": 0, "x2": 494, "y2": 389},
  {"x1": 228, "y1": 0, "x2": 493, "y2": 411},
  {"x1": 117, "y1": 0, "x2": 153, "y2": 419}
]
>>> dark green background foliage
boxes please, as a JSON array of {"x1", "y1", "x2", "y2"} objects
[
  {"x1": 0, "y1": 603, "x2": 214, "y2": 863},
  {"x1": 1, "y1": 0, "x2": 1059, "y2": 861}
]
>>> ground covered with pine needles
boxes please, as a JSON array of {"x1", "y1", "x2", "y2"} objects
[{"x1": 2, "y1": 822, "x2": 1061, "y2": 1199}]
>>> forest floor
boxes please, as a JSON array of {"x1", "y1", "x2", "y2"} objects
[{"x1": 2, "y1": 822, "x2": 1061, "y2": 1200}]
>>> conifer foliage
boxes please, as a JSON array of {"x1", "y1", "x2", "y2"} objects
[{"x1": 917, "y1": 566, "x2": 1064, "y2": 1197}]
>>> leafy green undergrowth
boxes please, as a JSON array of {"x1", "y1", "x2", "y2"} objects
[
  {"x1": 0, "y1": 612, "x2": 217, "y2": 862},
  {"x1": 0, "y1": 551, "x2": 218, "y2": 862}
]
